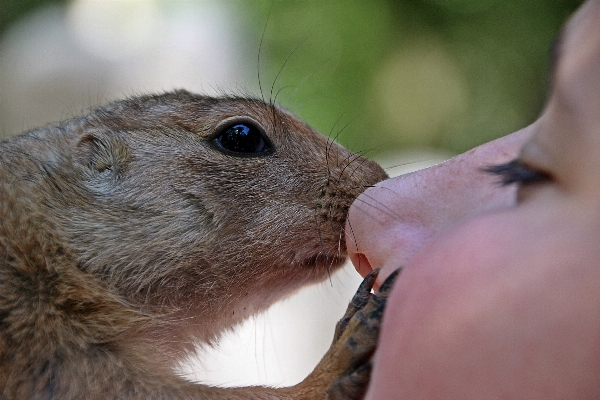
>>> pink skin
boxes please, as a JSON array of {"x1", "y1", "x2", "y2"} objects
[
  {"x1": 347, "y1": 128, "x2": 530, "y2": 287},
  {"x1": 346, "y1": 0, "x2": 600, "y2": 398}
]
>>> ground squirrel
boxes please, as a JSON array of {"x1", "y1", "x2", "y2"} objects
[{"x1": 0, "y1": 90, "x2": 394, "y2": 399}]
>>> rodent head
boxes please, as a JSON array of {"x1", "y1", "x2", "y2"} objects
[{"x1": 1, "y1": 90, "x2": 387, "y2": 337}]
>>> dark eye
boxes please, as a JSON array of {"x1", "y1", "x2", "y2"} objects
[{"x1": 213, "y1": 122, "x2": 273, "y2": 156}]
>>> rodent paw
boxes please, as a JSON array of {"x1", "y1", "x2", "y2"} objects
[
  {"x1": 325, "y1": 268, "x2": 401, "y2": 399},
  {"x1": 332, "y1": 268, "x2": 380, "y2": 343},
  {"x1": 325, "y1": 362, "x2": 373, "y2": 400},
  {"x1": 296, "y1": 268, "x2": 401, "y2": 400}
]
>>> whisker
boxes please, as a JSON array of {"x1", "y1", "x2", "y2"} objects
[
  {"x1": 326, "y1": 254, "x2": 334, "y2": 286},
  {"x1": 272, "y1": 85, "x2": 295, "y2": 106},
  {"x1": 269, "y1": 36, "x2": 309, "y2": 105},
  {"x1": 330, "y1": 115, "x2": 358, "y2": 155},
  {"x1": 383, "y1": 160, "x2": 427, "y2": 172},
  {"x1": 325, "y1": 113, "x2": 348, "y2": 181},
  {"x1": 348, "y1": 141, "x2": 394, "y2": 162},
  {"x1": 348, "y1": 161, "x2": 371, "y2": 182},
  {"x1": 257, "y1": 1, "x2": 274, "y2": 103},
  {"x1": 325, "y1": 136, "x2": 332, "y2": 182},
  {"x1": 345, "y1": 216, "x2": 361, "y2": 267},
  {"x1": 350, "y1": 190, "x2": 402, "y2": 221},
  {"x1": 338, "y1": 151, "x2": 365, "y2": 181},
  {"x1": 288, "y1": 56, "x2": 334, "y2": 105}
]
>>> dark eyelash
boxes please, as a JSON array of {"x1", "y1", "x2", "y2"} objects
[{"x1": 483, "y1": 160, "x2": 551, "y2": 186}]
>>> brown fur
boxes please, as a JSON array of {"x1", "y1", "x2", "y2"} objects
[{"x1": 0, "y1": 90, "x2": 388, "y2": 399}]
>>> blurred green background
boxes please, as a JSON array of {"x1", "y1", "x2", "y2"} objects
[{"x1": 0, "y1": 0, "x2": 583, "y2": 156}]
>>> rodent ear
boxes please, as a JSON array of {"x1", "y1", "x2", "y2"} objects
[{"x1": 75, "y1": 131, "x2": 129, "y2": 177}]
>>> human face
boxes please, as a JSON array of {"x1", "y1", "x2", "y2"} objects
[{"x1": 347, "y1": 0, "x2": 600, "y2": 397}]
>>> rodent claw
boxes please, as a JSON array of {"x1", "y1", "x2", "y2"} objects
[
  {"x1": 325, "y1": 268, "x2": 403, "y2": 399},
  {"x1": 377, "y1": 267, "x2": 403, "y2": 297},
  {"x1": 333, "y1": 268, "x2": 380, "y2": 342},
  {"x1": 351, "y1": 268, "x2": 379, "y2": 306}
]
